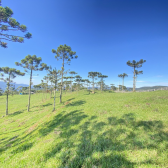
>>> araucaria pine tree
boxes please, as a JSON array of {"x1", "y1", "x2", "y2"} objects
[
  {"x1": 110, "y1": 84, "x2": 115, "y2": 91},
  {"x1": 84, "y1": 79, "x2": 91, "y2": 92},
  {"x1": 69, "y1": 71, "x2": 77, "y2": 92},
  {"x1": 88, "y1": 72, "x2": 100, "y2": 94},
  {"x1": 0, "y1": 67, "x2": 25, "y2": 115},
  {"x1": 43, "y1": 75, "x2": 49, "y2": 99},
  {"x1": 48, "y1": 68, "x2": 61, "y2": 111},
  {"x1": 75, "y1": 75, "x2": 82, "y2": 94},
  {"x1": 118, "y1": 73, "x2": 128, "y2": 92},
  {"x1": 0, "y1": 0, "x2": 32, "y2": 48},
  {"x1": 15, "y1": 55, "x2": 49, "y2": 111},
  {"x1": 98, "y1": 74, "x2": 108, "y2": 93},
  {"x1": 52, "y1": 44, "x2": 78, "y2": 103},
  {"x1": 63, "y1": 76, "x2": 71, "y2": 94},
  {"x1": 127, "y1": 59, "x2": 146, "y2": 92},
  {"x1": 134, "y1": 70, "x2": 143, "y2": 89},
  {"x1": 40, "y1": 80, "x2": 47, "y2": 101}
]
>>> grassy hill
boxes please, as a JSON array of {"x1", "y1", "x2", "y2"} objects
[{"x1": 0, "y1": 90, "x2": 168, "y2": 167}]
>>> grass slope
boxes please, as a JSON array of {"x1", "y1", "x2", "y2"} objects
[{"x1": 0, "y1": 90, "x2": 168, "y2": 168}]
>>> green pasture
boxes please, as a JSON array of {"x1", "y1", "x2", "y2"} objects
[{"x1": 0, "y1": 90, "x2": 168, "y2": 168}]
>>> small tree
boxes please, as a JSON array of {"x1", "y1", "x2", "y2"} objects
[
  {"x1": 0, "y1": 67, "x2": 25, "y2": 115},
  {"x1": 88, "y1": 71, "x2": 100, "y2": 94},
  {"x1": 69, "y1": 71, "x2": 77, "y2": 92},
  {"x1": 110, "y1": 84, "x2": 115, "y2": 91},
  {"x1": 81, "y1": 79, "x2": 87, "y2": 91},
  {"x1": 118, "y1": 73, "x2": 128, "y2": 92},
  {"x1": 0, "y1": 1, "x2": 32, "y2": 48},
  {"x1": 22, "y1": 86, "x2": 29, "y2": 94},
  {"x1": 33, "y1": 85, "x2": 39, "y2": 93},
  {"x1": 40, "y1": 80, "x2": 47, "y2": 101},
  {"x1": 63, "y1": 76, "x2": 71, "y2": 94},
  {"x1": 15, "y1": 55, "x2": 49, "y2": 111},
  {"x1": 123, "y1": 85, "x2": 128, "y2": 91},
  {"x1": 65, "y1": 80, "x2": 71, "y2": 92},
  {"x1": 118, "y1": 85, "x2": 122, "y2": 91},
  {"x1": 84, "y1": 79, "x2": 91, "y2": 93},
  {"x1": 98, "y1": 74, "x2": 108, "y2": 93},
  {"x1": 72, "y1": 82, "x2": 77, "y2": 91},
  {"x1": 75, "y1": 75, "x2": 82, "y2": 94},
  {"x1": 127, "y1": 59, "x2": 146, "y2": 92},
  {"x1": 52, "y1": 44, "x2": 78, "y2": 103},
  {"x1": 16, "y1": 86, "x2": 23, "y2": 93},
  {"x1": 43, "y1": 75, "x2": 49, "y2": 99},
  {"x1": 48, "y1": 68, "x2": 61, "y2": 111}
]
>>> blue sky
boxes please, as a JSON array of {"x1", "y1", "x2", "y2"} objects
[{"x1": 1, "y1": 0, "x2": 168, "y2": 88}]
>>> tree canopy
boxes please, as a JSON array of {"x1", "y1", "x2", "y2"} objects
[
  {"x1": 127, "y1": 59, "x2": 146, "y2": 92},
  {"x1": 118, "y1": 73, "x2": 128, "y2": 91},
  {"x1": 0, "y1": 1, "x2": 32, "y2": 48},
  {"x1": 52, "y1": 44, "x2": 78, "y2": 103},
  {"x1": 15, "y1": 55, "x2": 49, "y2": 111},
  {"x1": 98, "y1": 74, "x2": 108, "y2": 92},
  {"x1": 88, "y1": 71, "x2": 101, "y2": 93}
]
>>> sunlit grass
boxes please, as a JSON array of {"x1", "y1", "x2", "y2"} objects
[{"x1": 0, "y1": 90, "x2": 168, "y2": 167}]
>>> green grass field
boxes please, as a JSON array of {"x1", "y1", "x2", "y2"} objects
[{"x1": 0, "y1": 90, "x2": 168, "y2": 168}]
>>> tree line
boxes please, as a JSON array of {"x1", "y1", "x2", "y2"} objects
[{"x1": 0, "y1": 1, "x2": 146, "y2": 116}]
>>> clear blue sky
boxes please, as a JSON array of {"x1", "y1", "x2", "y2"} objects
[{"x1": 1, "y1": 0, "x2": 168, "y2": 88}]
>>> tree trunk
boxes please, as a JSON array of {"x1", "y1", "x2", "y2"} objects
[
  {"x1": 46, "y1": 81, "x2": 48, "y2": 100},
  {"x1": 6, "y1": 76, "x2": 10, "y2": 115},
  {"x1": 122, "y1": 77, "x2": 124, "y2": 92},
  {"x1": 60, "y1": 57, "x2": 64, "y2": 103},
  {"x1": 92, "y1": 77, "x2": 94, "y2": 93},
  {"x1": 71, "y1": 76, "x2": 73, "y2": 92},
  {"x1": 65, "y1": 80, "x2": 67, "y2": 94},
  {"x1": 27, "y1": 69, "x2": 32, "y2": 112},
  {"x1": 53, "y1": 82, "x2": 56, "y2": 111},
  {"x1": 6, "y1": 92, "x2": 8, "y2": 115},
  {"x1": 101, "y1": 80, "x2": 102, "y2": 93},
  {"x1": 50, "y1": 81, "x2": 52, "y2": 99},
  {"x1": 118, "y1": 82, "x2": 119, "y2": 92},
  {"x1": 77, "y1": 82, "x2": 79, "y2": 95},
  {"x1": 133, "y1": 67, "x2": 135, "y2": 92}
]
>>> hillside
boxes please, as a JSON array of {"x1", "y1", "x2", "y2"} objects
[{"x1": 0, "y1": 90, "x2": 168, "y2": 167}]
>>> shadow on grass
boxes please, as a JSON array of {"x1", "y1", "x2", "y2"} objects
[
  {"x1": 32, "y1": 102, "x2": 53, "y2": 109},
  {"x1": 12, "y1": 142, "x2": 33, "y2": 154},
  {"x1": 65, "y1": 100, "x2": 86, "y2": 107},
  {"x1": 0, "y1": 125, "x2": 38, "y2": 155},
  {"x1": 66, "y1": 98, "x2": 75, "y2": 101},
  {"x1": 42, "y1": 103, "x2": 52, "y2": 107},
  {"x1": 38, "y1": 109, "x2": 87, "y2": 137},
  {"x1": 1, "y1": 107, "x2": 167, "y2": 167},
  {"x1": 39, "y1": 111, "x2": 168, "y2": 167},
  {"x1": 9, "y1": 111, "x2": 23, "y2": 116}
]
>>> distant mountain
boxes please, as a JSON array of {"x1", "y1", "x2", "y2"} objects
[
  {"x1": 1, "y1": 81, "x2": 167, "y2": 92},
  {"x1": 135, "y1": 86, "x2": 168, "y2": 91},
  {"x1": 0, "y1": 81, "x2": 29, "y2": 91}
]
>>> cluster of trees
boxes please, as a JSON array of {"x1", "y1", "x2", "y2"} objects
[{"x1": 0, "y1": 1, "x2": 146, "y2": 116}]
